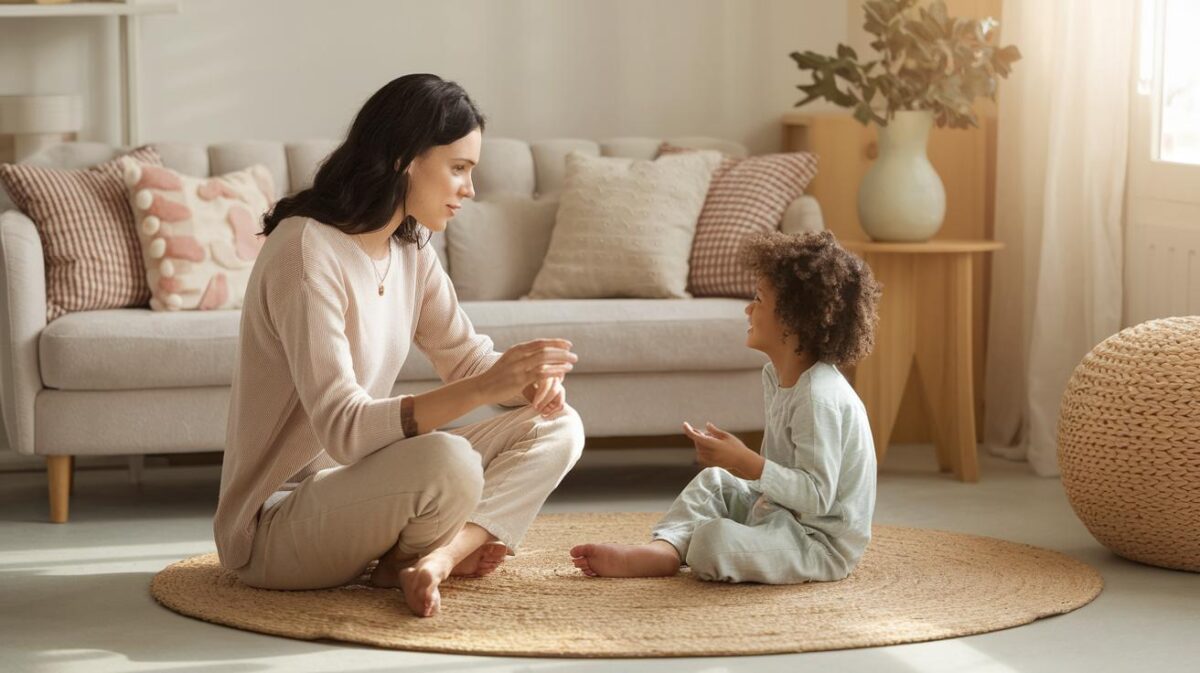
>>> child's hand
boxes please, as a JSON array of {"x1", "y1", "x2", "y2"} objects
[{"x1": 682, "y1": 422, "x2": 765, "y2": 480}]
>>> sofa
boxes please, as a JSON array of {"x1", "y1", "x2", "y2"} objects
[{"x1": 0, "y1": 136, "x2": 824, "y2": 522}]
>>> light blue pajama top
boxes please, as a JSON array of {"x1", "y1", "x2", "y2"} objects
[{"x1": 749, "y1": 361, "x2": 877, "y2": 567}]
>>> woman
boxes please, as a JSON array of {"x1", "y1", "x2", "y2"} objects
[{"x1": 213, "y1": 74, "x2": 584, "y2": 618}]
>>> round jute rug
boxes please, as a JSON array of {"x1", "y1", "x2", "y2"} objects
[{"x1": 151, "y1": 513, "x2": 1103, "y2": 657}]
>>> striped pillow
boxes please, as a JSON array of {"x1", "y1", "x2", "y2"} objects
[
  {"x1": 0, "y1": 146, "x2": 161, "y2": 320},
  {"x1": 658, "y1": 143, "x2": 818, "y2": 298}
]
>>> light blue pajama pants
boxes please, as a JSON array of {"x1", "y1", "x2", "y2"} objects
[{"x1": 651, "y1": 467, "x2": 848, "y2": 584}]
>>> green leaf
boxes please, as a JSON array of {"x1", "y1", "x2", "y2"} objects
[
  {"x1": 853, "y1": 103, "x2": 875, "y2": 126},
  {"x1": 788, "y1": 0, "x2": 1018, "y2": 128},
  {"x1": 791, "y1": 51, "x2": 830, "y2": 69}
]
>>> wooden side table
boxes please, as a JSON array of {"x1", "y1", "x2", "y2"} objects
[{"x1": 842, "y1": 240, "x2": 1003, "y2": 482}]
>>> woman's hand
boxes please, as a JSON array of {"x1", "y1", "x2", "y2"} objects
[
  {"x1": 523, "y1": 375, "x2": 566, "y2": 417},
  {"x1": 476, "y1": 339, "x2": 577, "y2": 406},
  {"x1": 683, "y1": 421, "x2": 765, "y2": 480}
]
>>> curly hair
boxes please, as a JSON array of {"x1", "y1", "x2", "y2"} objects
[{"x1": 740, "y1": 231, "x2": 881, "y2": 367}]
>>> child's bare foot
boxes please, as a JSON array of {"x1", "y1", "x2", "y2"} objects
[
  {"x1": 397, "y1": 551, "x2": 455, "y2": 617},
  {"x1": 451, "y1": 541, "x2": 508, "y2": 577},
  {"x1": 569, "y1": 540, "x2": 681, "y2": 578}
]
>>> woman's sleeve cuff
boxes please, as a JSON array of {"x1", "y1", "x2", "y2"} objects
[{"x1": 400, "y1": 395, "x2": 420, "y2": 437}]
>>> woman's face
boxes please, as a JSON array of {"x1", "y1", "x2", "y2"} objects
[{"x1": 405, "y1": 128, "x2": 482, "y2": 232}]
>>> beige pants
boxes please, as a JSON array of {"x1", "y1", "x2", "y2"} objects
[{"x1": 237, "y1": 404, "x2": 584, "y2": 590}]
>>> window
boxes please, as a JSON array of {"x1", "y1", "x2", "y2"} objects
[{"x1": 1142, "y1": 0, "x2": 1200, "y2": 165}]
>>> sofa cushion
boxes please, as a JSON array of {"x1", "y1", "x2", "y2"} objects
[
  {"x1": 152, "y1": 142, "x2": 212, "y2": 181},
  {"x1": 474, "y1": 139, "x2": 537, "y2": 196},
  {"x1": 40, "y1": 299, "x2": 763, "y2": 390},
  {"x1": 524, "y1": 137, "x2": 747, "y2": 197},
  {"x1": 284, "y1": 140, "x2": 340, "y2": 193},
  {"x1": 530, "y1": 139, "x2": 600, "y2": 196},
  {"x1": 445, "y1": 194, "x2": 559, "y2": 300},
  {"x1": 658, "y1": 142, "x2": 819, "y2": 298},
  {"x1": 397, "y1": 298, "x2": 766, "y2": 381},
  {"x1": 40, "y1": 309, "x2": 241, "y2": 390},
  {"x1": 527, "y1": 150, "x2": 721, "y2": 299},
  {"x1": 119, "y1": 157, "x2": 275, "y2": 311},
  {"x1": 209, "y1": 142, "x2": 290, "y2": 197},
  {"x1": 0, "y1": 146, "x2": 162, "y2": 321}
]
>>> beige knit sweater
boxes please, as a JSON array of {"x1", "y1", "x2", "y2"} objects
[{"x1": 214, "y1": 217, "x2": 501, "y2": 570}]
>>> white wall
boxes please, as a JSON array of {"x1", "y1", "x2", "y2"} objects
[{"x1": 1, "y1": 0, "x2": 846, "y2": 156}]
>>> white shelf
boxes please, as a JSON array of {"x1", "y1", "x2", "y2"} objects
[
  {"x1": 0, "y1": 1, "x2": 179, "y2": 18},
  {"x1": 0, "y1": 0, "x2": 181, "y2": 144}
]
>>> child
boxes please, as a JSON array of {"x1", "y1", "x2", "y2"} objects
[{"x1": 570, "y1": 231, "x2": 881, "y2": 583}]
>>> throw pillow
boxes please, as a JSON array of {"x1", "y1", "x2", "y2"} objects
[
  {"x1": 445, "y1": 194, "x2": 560, "y2": 300},
  {"x1": 118, "y1": 158, "x2": 275, "y2": 311},
  {"x1": 658, "y1": 142, "x2": 818, "y2": 298},
  {"x1": 526, "y1": 150, "x2": 721, "y2": 299},
  {"x1": 0, "y1": 146, "x2": 162, "y2": 320}
]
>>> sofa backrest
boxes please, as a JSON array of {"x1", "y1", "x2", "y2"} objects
[
  {"x1": 1, "y1": 137, "x2": 826, "y2": 294},
  {"x1": 0, "y1": 137, "x2": 749, "y2": 212}
]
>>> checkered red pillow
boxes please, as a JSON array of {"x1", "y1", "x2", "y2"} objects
[
  {"x1": 0, "y1": 146, "x2": 162, "y2": 320},
  {"x1": 658, "y1": 143, "x2": 818, "y2": 298}
]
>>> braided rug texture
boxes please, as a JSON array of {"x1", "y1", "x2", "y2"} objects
[
  {"x1": 1059, "y1": 316, "x2": 1200, "y2": 572},
  {"x1": 152, "y1": 513, "x2": 1102, "y2": 657}
]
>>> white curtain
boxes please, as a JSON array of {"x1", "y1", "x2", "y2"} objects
[{"x1": 984, "y1": 0, "x2": 1138, "y2": 476}]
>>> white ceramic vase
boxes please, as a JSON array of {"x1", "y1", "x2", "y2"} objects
[{"x1": 856, "y1": 109, "x2": 946, "y2": 242}]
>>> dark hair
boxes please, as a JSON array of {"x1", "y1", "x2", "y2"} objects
[
  {"x1": 262, "y1": 74, "x2": 485, "y2": 243},
  {"x1": 740, "y1": 231, "x2": 881, "y2": 367}
]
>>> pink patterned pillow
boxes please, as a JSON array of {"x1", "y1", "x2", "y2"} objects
[
  {"x1": 118, "y1": 158, "x2": 274, "y2": 311},
  {"x1": 0, "y1": 146, "x2": 162, "y2": 320},
  {"x1": 658, "y1": 143, "x2": 818, "y2": 298}
]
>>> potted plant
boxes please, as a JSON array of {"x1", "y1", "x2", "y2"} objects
[{"x1": 791, "y1": 0, "x2": 1020, "y2": 241}]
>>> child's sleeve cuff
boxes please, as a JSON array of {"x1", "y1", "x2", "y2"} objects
[{"x1": 758, "y1": 458, "x2": 789, "y2": 503}]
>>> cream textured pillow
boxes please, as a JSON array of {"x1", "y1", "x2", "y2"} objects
[
  {"x1": 446, "y1": 194, "x2": 560, "y2": 300},
  {"x1": 118, "y1": 158, "x2": 275, "y2": 311},
  {"x1": 527, "y1": 150, "x2": 721, "y2": 299}
]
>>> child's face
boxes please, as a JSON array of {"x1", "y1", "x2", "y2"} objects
[{"x1": 745, "y1": 277, "x2": 788, "y2": 353}]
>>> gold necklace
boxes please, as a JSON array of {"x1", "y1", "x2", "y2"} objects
[{"x1": 355, "y1": 235, "x2": 392, "y2": 296}]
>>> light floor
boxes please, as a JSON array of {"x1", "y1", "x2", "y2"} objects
[{"x1": 1, "y1": 445, "x2": 1197, "y2": 673}]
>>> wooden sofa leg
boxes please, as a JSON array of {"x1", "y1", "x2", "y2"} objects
[{"x1": 47, "y1": 455, "x2": 72, "y2": 523}]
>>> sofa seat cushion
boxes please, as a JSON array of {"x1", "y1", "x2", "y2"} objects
[
  {"x1": 400, "y1": 298, "x2": 766, "y2": 380},
  {"x1": 41, "y1": 309, "x2": 241, "y2": 390},
  {"x1": 41, "y1": 299, "x2": 764, "y2": 391}
]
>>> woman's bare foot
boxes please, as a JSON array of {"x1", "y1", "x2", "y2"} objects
[
  {"x1": 569, "y1": 540, "x2": 681, "y2": 578},
  {"x1": 451, "y1": 541, "x2": 508, "y2": 577},
  {"x1": 397, "y1": 551, "x2": 456, "y2": 617},
  {"x1": 368, "y1": 556, "x2": 413, "y2": 588},
  {"x1": 373, "y1": 524, "x2": 504, "y2": 615}
]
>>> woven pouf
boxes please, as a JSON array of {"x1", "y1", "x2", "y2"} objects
[{"x1": 1059, "y1": 316, "x2": 1200, "y2": 572}]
